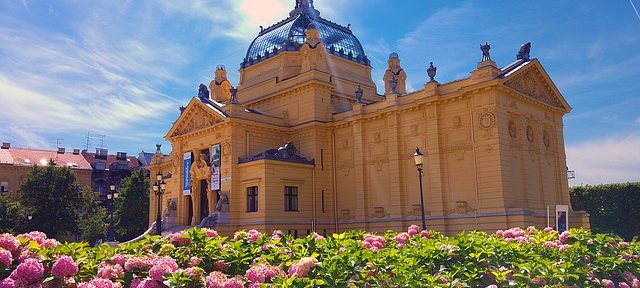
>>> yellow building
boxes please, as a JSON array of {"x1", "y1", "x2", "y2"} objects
[{"x1": 149, "y1": 0, "x2": 589, "y2": 235}]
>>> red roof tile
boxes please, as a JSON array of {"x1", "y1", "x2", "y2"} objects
[
  {"x1": 82, "y1": 153, "x2": 141, "y2": 169},
  {"x1": 1, "y1": 148, "x2": 92, "y2": 170}
]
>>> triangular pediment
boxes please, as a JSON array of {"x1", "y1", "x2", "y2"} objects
[
  {"x1": 503, "y1": 60, "x2": 571, "y2": 112},
  {"x1": 166, "y1": 98, "x2": 227, "y2": 139}
]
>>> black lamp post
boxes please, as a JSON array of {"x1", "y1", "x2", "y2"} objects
[
  {"x1": 107, "y1": 184, "x2": 119, "y2": 241},
  {"x1": 413, "y1": 147, "x2": 427, "y2": 230},
  {"x1": 152, "y1": 172, "x2": 166, "y2": 235}
]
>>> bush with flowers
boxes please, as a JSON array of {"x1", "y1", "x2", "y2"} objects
[{"x1": 0, "y1": 225, "x2": 639, "y2": 287}]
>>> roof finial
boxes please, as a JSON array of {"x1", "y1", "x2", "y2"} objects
[{"x1": 291, "y1": 0, "x2": 319, "y2": 16}]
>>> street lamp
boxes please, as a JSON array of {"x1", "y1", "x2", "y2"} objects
[
  {"x1": 153, "y1": 172, "x2": 166, "y2": 235},
  {"x1": 107, "y1": 184, "x2": 119, "y2": 241},
  {"x1": 413, "y1": 147, "x2": 427, "y2": 230}
]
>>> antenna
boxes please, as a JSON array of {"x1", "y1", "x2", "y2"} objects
[
  {"x1": 84, "y1": 132, "x2": 106, "y2": 151},
  {"x1": 48, "y1": 138, "x2": 64, "y2": 149}
]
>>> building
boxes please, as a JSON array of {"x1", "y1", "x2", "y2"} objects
[
  {"x1": 0, "y1": 142, "x2": 92, "y2": 198},
  {"x1": 148, "y1": 0, "x2": 589, "y2": 235},
  {"x1": 81, "y1": 149, "x2": 143, "y2": 199}
]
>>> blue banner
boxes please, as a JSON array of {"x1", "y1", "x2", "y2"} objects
[{"x1": 183, "y1": 152, "x2": 191, "y2": 195}]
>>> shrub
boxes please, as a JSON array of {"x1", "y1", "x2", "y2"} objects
[{"x1": 0, "y1": 226, "x2": 638, "y2": 287}]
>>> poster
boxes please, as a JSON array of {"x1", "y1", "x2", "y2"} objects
[
  {"x1": 555, "y1": 204, "x2": 569, "y2": 232},
  {"x1": 211, "y1": 144, "x2": 221, "y2": 190},
  {"x1": 183, "y1": 152, "x2": 192, "y2": 195}
]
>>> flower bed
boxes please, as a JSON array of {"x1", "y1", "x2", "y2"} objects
[{"x1": 0, "y1": 226, "x2": 639, "y2": 287}]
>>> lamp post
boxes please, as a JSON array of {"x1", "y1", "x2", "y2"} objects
[
  {"x1": 107, "y1": 184, "x2": 119, "y2": 241},
  {"x1": 413, "y1": 147, "x2": 427, "y2": 230},
  {"x1": 152, "y1": 172, "x2": 166, "y2": 235}
]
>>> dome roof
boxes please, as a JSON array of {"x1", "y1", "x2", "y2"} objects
[{"x1": 242, "y1": 1, "x2": 369, "y2": 68}]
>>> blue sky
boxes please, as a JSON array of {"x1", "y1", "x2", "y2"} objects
[{"x1": 0, "y1": 0, "x2": 639, "y2": 185}]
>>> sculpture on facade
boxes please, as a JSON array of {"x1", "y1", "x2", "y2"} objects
[
  {"x1": 209, "y1": 65, "x2": 233, "y2": 102},
  {"x1": 517, "y1": 42, "x2": 531, "y2": 61},
  {"x1": 427, "y1": 62, "x2": 437, "y2": 82},
  {"x1": 189, "y1": 153, "x2": 212, "y2": 188},
  {"x1": 355, "y1": 85, "x2": 364, "y2": 103},
  {"x1": 215, "y1": 191, "x2": 230, "y2": 212},
  {"x1": 300, "y1": 23, "x2": 327, "y2": 72},
  {"x1": 481, "y1": 42, "x2": 492, "y2": 61},
  {"x1": 383, "y1": 53, "x2": 407, "y2": 94},
  {"x1": 198, "y1": 84, "x2": 209, "y2": 100}
]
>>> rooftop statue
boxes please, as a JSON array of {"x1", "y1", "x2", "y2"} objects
[
  {"x1": 481, "y1": 42, "x2": 492, "y2": 61},
  {"x1": 383, "y1": 53, "x2": 407, "y2": 94},
  {"x1": 209, "y1": 65, "x2": 233, "y2": 102},
  {"x1": 517, "y1": 42, "x2": 531, "y2": 61},
  {"x1": 300, "y1": 23, "x2": 327, "y2": 72},
  {"x1": 197, "y1": 84, "x2": 209, "y2": 100}
]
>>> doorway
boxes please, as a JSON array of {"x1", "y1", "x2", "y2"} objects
[
  {"x1": 200, "y1": 179, "x2": 209, "y2": 222},
  {"x1": 187, "y1": 195, "x2": 193, "y2": 226}
]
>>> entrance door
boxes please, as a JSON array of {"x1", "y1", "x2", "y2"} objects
[
  {"x1": 200, "y1": 179, "x2": 209, "y2": 222},
  {"x1": 187, "y1": 195, "x2": 193, "y2": 226}
]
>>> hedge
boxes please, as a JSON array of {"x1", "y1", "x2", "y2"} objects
[{"x1": 571, "y1": 182, "x2": 640, "y2": 241}]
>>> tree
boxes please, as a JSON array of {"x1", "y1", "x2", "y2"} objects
[
  {"x1": 114, "y1": 169, "x2": 150, "y2": 241},
  {"x1": 18, "y1": 161, "x2": 83, "y2": 239},
  {"x1": 77, "y1": 188, "x2": 108, "y2": 244},
  {"x1": 0, "y1": 195, "x2": 27, "y2": 234}
]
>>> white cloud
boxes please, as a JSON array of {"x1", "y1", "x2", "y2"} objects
[{"x1": 567, "y1": 135, "x2": 640, "y2": 185}]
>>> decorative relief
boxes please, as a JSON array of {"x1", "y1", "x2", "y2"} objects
[
  {"x1": 526, "y1": 126, "x2": 534, "y2": 143},
  {"x1": 340, "y1": 209, "x2": 354, "y2": 220},
  {"x1": 410, "y1": 124, "x2": 419, "y2": 135},
  {"x1": 171, "y1": 105, "x2": 223, "y2": 137},
  {"x1": 479, "y1": 112, "x2": 496, "y2": 129},
  {"x1": 508, "y1": 121, "x2": 517, "y2": 138},
  {"x1": 505, "y1": 69, "x2": 563, "y2": 108},
  {"x1": 453, "y1": 116, "x2": 462, "y2": 128},
  {"x1": 543, "y1": 130, "x2": 551, "y2": 148},
  {"x1": 448, "y1": 201, "x2": 477, "y2": 215},
  {"x1": 371, "y1": 207, "x2": 388, "y2": 218}
]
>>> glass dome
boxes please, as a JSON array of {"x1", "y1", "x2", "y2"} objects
[{"x1": 242, "y1": 2, "x2": 369, "y2": 68}]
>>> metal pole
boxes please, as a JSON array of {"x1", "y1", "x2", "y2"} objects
[
  {"x1": 109, "y1": 201, "x2": 114, "y2": 241},
  {"x1": 155, "y1": 184, "x2": 162, "y2": 235},
  {"x1": 418, "y1": 166, "x2": 427, "y2": 230}
]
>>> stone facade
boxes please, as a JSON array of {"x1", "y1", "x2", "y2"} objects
[{"x1": 148, "y1": 1, "x2": 589, "y2": 236}]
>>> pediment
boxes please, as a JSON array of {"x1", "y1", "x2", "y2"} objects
[
  {"x1": 503, "y1": 60, "x2": 570, "y2": 112},
  {"x1": 166, "y1": 98, "x2": 227, "y2": 139}
]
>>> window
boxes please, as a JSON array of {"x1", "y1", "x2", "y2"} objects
[
  {"x1": 284, "y1": 186, "x2": 299, "y2": 212},
  {"x1": 246, "y1": 186, "x2": 258, "y2": 212},
  {"x1": 93, "y1": 162, "x2": 106, "y2": 170},
  {"x1": 0, "y1": 182, "x2": 8, "y2": 193}
]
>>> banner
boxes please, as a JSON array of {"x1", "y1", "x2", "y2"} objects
[
  {"x1": 555, "y1": 205, "x2": 569, "y2": 232},
  {"x1": 211, "y1": 144, "x2": 221, "y2": 190},
  {"x1": 183, "y1": 152, "x2": 192, "y2": 195}
]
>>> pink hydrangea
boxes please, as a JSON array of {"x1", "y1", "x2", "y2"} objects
[
  {"x1": 10, "y1": 258, "x2": 44, "y2": 285},
  {"x1": 0, "y1": 278, "x2": 14, "y2": 288},
  {"x1": 632, "y1": 279, "x2": 640, "y2": 288},
  {"x1": 312, "y1": 232, "x2": 325, "y2": 240},
  {"x1": 168, "y1": 231, "x2": 191, "y2": 246},
  {"x1": 620, "y1": 241, "x2": 630, "y2": 248},
  {"x1": 486, "y1": 285, "x2": 498, "y2": 288},
  {"x1": 0, "y1": 234, "x2": 20, "y2": 252},
  {"x1": 205, "y1": 271, "x2": 228, "y2": 288},
  {"x1": 620, "y1": 282, "x2": 631, "y2": 288},
  {"x1": 97, "y1": 262, "x2": 124, "y2": 280},
  {"x1": 136, "y1": 279, "x2": 161, "y2": 288},
  {"x1": 362, "y1": 234, "x2": 386, "y2": 252},
  {"x1": 601, "y1": 279, "x2": 615, "y2": 288},
  {"x1": 407, "y1": 225, "x2": 420, "y2": 236},
  {"x1": 205, "y1": 229, "x2": 219, "y2": 238},
  {"x1": 189, "y1": 256, "x2": 202, "y2": 267},
  {"x1": 247, "y1": 230, "x2": 261, "y2": 242},
  {"x1": 394, "y1": 232, "x2": 409, "y2": 248},
  {"x1": 51, "y1": 255, "x2": 79, "y2": 278},
  {"x1": 543, "y1": 227, "x2": 555, "y2": 233},
  {"x1": 124, "y1": 256, "x2": 153, "y2": 271},
  {"x1": 559, "y1": 231, "x2": 571, "y2": 244},
  {"x1": 77, "y1": 278, "x2": 122, "y2": 288},
  {"x1": 245, "y1": 263, "x2": 285, "y2": 284},
  {"x1": 287, "y1": 257, "x2": 318, "y2": 277},
  {"x1": 111, "y1": 254, "x2": 127, "y2": 266},
  {"x1": 224, "y1": 276, "x2": 245, "y2": 288},
  {"x1": 213, "y1": 261, "x2": 229, "y2": 271},
  {"x1": 149, "y1": 257, "x2": 178, "y2": 281},
  {"x1": 0, "y1": 250, "x2": 12, "y2": 267},
  {"x1": 271, "y1": 230, "x2": 283, "y2": 240},
  {"x1": 17, "y1": 231, "x2": 48, "y2": 246},
  {"x1": 420, "y1": 230, "x2": 430, "y2": 239}
]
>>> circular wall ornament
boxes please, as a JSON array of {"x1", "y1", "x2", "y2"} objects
[
  {"x1": 508, "y1": 121, "x2": 517, "y2": 138},
  {"x1": 479, "y1": 112, "x2": 496, "y2": 129},
  {"x1": 526, "y1": 126, "x2": 534, "y2": 143}
]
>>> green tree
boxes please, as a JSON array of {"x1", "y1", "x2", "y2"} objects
[
  {"x1": 0, "y1": 194, "x2": 27, "y2": 234},
  {"x1": 77, "y1": 188, "x2": 108, "y2": 244},
  {"x1": 18, "y1": 161, "x2": 83, "y2": 239},
  {"x1": 115, "y1": 169, "x2": 150, "y2": 241}
]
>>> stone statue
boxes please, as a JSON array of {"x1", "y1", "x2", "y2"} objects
[
  {"x1": 480, "y1": 42, "x2": 491, "y2": 61},
  {"x1": 517, "y1": 42, "x2": 531, "y2": 61},
  {"x1": 427, "y1": 62, "x2": 437, "y2": 82},
  {"x1": 189, "y1": 153, "x2": 212, "y2": 186},
  {"x1": 383, "y1": 53, "x2": 407, "y2": 94},
  {"x1": 355, "y1": 85, "x2": 364, "y2": 103},
  {"x1": 198, "y1": 84, "x2": 209, "y2": 100},
  {"x1": 215, "y1": 191, "x2": 229, "y2": 212},
  {"x1": 209, "y1": 65, "x2": 233, "y2": 102},
  {"x1": 300, "y1": 23, "x2": 327, "y2": 72}
]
